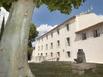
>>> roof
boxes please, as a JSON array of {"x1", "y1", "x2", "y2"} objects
[
  {"x1": 75, "y1": 21, "x2": 103, "y2": 33},
  {"x1": 75, "y1": 12, "x2": 103, "y2": 32},
  {"x1": 36, "y1": 12, "x2": 97, "y2": 40}
]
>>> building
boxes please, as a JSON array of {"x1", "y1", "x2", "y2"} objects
[{"x1": 31, "y1": 12, "x2": 103, "y2": 64}]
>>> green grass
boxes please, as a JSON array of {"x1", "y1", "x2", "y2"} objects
[{"x1": 29, "y1": 61, "x2": 103, "y2": 77}]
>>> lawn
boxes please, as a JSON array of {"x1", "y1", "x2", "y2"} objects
[{"x1": 29, "y1": 61, "x2": 103, "y2": 77}]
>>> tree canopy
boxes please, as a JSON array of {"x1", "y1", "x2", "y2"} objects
[
  {"x1": 0, "y1": 0, "x2": 85, "y2": 14},
  {"x1": 28, "y1": 23, "x2": 38, "y2": 60},
  {"x1": 29, "y1": 23, "x2": 38, "y2": 42},
  {"x1": 28, "y1": 23, "x2": 38, "y2": 47}
]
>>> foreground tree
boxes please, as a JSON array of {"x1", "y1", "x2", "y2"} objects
[
  {"x1": 0, "y1": 0, "x2": 85, "y2": 77},
  {"x1": 0, "y1": 17, "x2": 5, "y2": 41}
]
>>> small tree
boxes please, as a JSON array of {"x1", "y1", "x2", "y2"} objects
[
  {"x1": 28, "y1": 23, "x2": 38, "y2": 60},
  {"x1": 0, "y1": 0, "x2": 85, "y2": 77}
]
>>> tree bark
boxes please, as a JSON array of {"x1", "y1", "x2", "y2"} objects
[{"x1": 0, "y1": 0, "x2": 35, "y2": 77}]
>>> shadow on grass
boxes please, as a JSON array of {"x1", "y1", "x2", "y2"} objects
[{"x1": 29, "y1": 62, "x2": 103, "y2": 77}]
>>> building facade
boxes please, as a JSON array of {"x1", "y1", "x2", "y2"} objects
[{"x1": 31, "y1": 12, "x2": 103, "y2": 64}]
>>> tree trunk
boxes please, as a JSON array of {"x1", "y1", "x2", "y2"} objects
[{"x1": 0, "y1": 0, "x2": 35, "y2": 77}]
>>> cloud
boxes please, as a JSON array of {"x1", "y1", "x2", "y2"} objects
[
  {"x1": 32, "y1": 42, "x2": 36, "y2": 48},
  {"x1": 31, "y1": 24, "x2": 57, "y2": 47},
  {"x1": 37, "y1": 24, "x2": 57, "y2": 37}
]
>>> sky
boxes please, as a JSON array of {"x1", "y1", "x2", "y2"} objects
[
  {"x1": 31, "y1": 0, "x2": 103, "y2": 38},
  {"x1": 1, "y1": 0, "x2": 103, "y2": 46},
  {"x1": 32, "y1": 0, "x2": 103, "y2": 26},
  {"x1": 1, "y1": 0, "x2": 103, "y2": 35}
]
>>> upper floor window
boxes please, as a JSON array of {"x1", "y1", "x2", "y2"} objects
[
  {"x1": 38, "y1": 46, "x2": 40, "y2": 51},
  {"x1": 51, "y1": 42, "x2": 53, "y2": 49},
  {"x1": 66, "y1": 37, "x2": 70, "y2": 46},
  {"x1": 66, "y1": 24, "x2": 69, "y2": 31},
  {"x1": 57, "y1": 40, "x2": 60, "y2": 46},
  {"x1": 38, "y1": 53, "x2": 39, "y2": 56},
  {"x1": 93, "y1": 29, "x2": 100, "y2": 38},
  {"x1": 46, "y1": 35, "x2": 48, "y2": 39},
  {"x1": 46, "y1": 44, "x2": 48, "y2": 50},
  {"x1": 41, "y1": 45, "x2": 43, "y2": 50},
  {"x1": 42, "y1": 38, "x2": 43, "y2": 41},
  {"x1": 57, "y1": 29, "x2": 60, "y2": 35},
  {"x1": 82, "y1": 33, "x2": 87, "y2": 40},
  {"x1": 51, "y1": 32, "x2": 53, "y2": 38}
]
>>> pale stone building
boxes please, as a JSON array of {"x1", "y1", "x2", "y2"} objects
[{"x1": 31, "y1": 12, "x2": 103, "y2": 64}]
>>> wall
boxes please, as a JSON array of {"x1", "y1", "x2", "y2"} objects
[
  {"x1": 31, "y1": 13, "x2": 103, "y2": 63},
  {"x1": 73, "y1": 24, "x2": 103, "y2": 64}
]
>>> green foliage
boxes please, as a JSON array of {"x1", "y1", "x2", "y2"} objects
[
  {"x1": 35, "y1": 0, "x2": 85, "y2": 14},
  {"x1": 0, "y1": 0, "x2": 85, "y2": 14},
  {"x1": 27, "y1": 46, "x2": 33, "y2": 60},
  {"x1": 29, "y1": 23, "x2": 38, "y2": 42},
  {"x1": 28, "y1": 23, "x2": 38, "y2": 48},
  {"x1": 0, "y1": 0, "x2": 17, "y2": 11},
  {"x1": 29, "y1": 62, "x2": 103, "y2": 77},
  {"x1": 27, "y1": 23, "x2": 38, "y2": 60},
  {"x1": 28, "y1": 23, "x2": 38, "y2": 47}
]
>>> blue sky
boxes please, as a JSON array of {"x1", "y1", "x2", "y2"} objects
[{"x1": 32, "y1": 0, "x2": 103, "y2": 27}]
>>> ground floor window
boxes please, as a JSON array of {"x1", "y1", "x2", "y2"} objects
[
  {"x1": 67, "y1": 51, "x2": 70, "y2": 57},
  {"x1": 57, "y1": 52, "x2": 60, "y2": 57},
  {"x1": 41, "y1": 53, "x2": 43, "y2": 56},
  {"x1": 46, "y1": 53, "x2": 47, "y2": 56},
  {"x1": 51, "y1": 52, "x2": 53, "y2": 57}
]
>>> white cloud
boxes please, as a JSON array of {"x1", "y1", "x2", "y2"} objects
[
  {"x1": 37, "y1": 24, "x2": 57, "y2": 37},
  {"x1": 31, "y1": 24, "x2": 57, "y2": 47},
  {"x1": 32, "y1": 42, "x2": 36, "y2": 48}
]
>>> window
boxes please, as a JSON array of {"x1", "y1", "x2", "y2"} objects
[
  {"x1": 51, "y1": 52, "x2": 53, "y2": 57},
  {"x1": 46, "y1": 35, "x2": 48, "y2": 39},
  {"x1": 38, "y1": 46, "x2": 40, "y2": 51},
  {"x1": 41, "y1": 45, "x2": 43, "y2": 50},
  {"x1": 93, "y1": 29, "x2": 100, "y2": 37},
  {"x1": 57, "y1": 29, "x2": 60, "y2": 34},
  {"x1": 46, "y1": 53, "x2": 47, "y2": 56},
  {"x1": 66, "y1": 37, "x2": 70, "y2": 46},
  {"x1": 57, "y1": 40, "x2": 60, "y2": 46},
  {"x1": 67, "y1": 51, "x2": 70, "y2": 57},
  {"x1": 51, "y1": 42, "x2": 53, "y2": 49},
  {"x1": 66, "y1": 24, "x2": 69, "y2": 31},
  {"x1": 41, "y1": 53, "x2": 43, "y2": 56},
  {"x1": 57, "y1": 52, "x2": 60, "y2": 57},
  {"x1": 82, "y1": 33, "x2": 87, "y2": 40},
  {"x1": 42, "y1": 38, "x2": 43, "y2": 41},
  {"x1": 46, "y1": 44, "x2": 48, "y2": 50},
  {"x1": 38, "y1": 53, "x2": 39, "y2": 56},
  {"x1": 51, "y1": 32, "x2": 53, "y2": 37}
]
